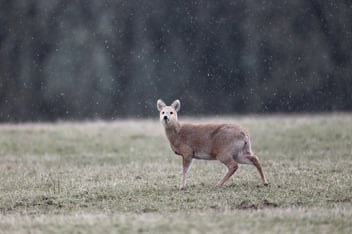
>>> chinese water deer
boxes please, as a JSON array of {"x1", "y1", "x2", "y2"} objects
[{"x1": 157, "y1": 99, "x2": 269, "y2": 190}]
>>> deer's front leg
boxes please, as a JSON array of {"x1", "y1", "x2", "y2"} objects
[{"x1": 180, "y1": 156, "x2": 193, "y2": 190}]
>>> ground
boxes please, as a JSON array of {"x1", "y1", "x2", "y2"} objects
[{"x1": 0, "y1": 114, "x2": 351, "y2": 233}]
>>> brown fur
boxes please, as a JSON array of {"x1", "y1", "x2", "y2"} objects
[{"x1": 157, "y1": 99, "x2": 268, "y2": 190}]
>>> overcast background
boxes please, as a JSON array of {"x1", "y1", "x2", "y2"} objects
[{"x1": 0, "y1": 0, "x2": 351, "y2": 122}]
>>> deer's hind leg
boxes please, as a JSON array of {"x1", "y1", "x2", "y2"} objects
[
  {"x1": 216, "y1": 154, "x2": 239, "y2": 187},
  {"x1": 235, "y1": 152, "x2": 269, "y2": 186}
]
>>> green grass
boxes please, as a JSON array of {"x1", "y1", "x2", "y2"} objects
[{"x1": 0, "y1": 114, "x2": 351, "y2": 233}]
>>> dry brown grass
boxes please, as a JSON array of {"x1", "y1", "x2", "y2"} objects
[{"x1": 0, "y1": 114, "x2": 351, "y2": 233}]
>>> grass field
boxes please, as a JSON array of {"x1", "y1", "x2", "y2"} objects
[{"x1": 0, "y1": 114, "x2": 351, "y2": 233}]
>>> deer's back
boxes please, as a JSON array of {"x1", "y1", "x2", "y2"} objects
[{"x1": 176, "y1": 123, "x2": 249, "y2": 156}]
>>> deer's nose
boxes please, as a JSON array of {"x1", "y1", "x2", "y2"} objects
[{"x1": 163, "y1": 115, "x2": 168, "y2": 120}]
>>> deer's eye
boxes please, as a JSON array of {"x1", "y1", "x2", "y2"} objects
[
  {"x1": 170, "y1": 111, "x2": 173, "y2": 115},
  {"x1": 162, "y1": 112, "x2": 165, "y2": 114}
]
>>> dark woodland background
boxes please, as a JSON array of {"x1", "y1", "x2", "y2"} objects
[{"x1": 0, "y1": 0, "x2": 351, "y2": 122}]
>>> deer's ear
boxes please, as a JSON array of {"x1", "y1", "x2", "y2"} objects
[
  {"x1": 157, "y1": 99, "x2": 166, "y2": 111},
  {"x1": 171, "y1": 100, "x2": 181, "y2": 112}
]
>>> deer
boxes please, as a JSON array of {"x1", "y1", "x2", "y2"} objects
[{"x1": 157, "y1": 99, "x2": 269, "y2": 190}]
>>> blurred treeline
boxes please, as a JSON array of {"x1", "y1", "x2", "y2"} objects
[{"x1": 0, "y1": 0, "x2": 351, "y2": 122}]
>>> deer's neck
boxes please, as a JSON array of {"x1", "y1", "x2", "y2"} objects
[{"x1": 164, "y1": 121, "x2": 181, "y2": 144}]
